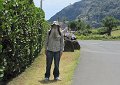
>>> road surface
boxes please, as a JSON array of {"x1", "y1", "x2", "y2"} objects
[{"x1": 72, "y1": 40, "x2": 120, "y2": 85}]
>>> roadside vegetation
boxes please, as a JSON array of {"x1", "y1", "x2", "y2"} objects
[
  {"x1": 68, "y1": 16, "x2": 120, "y2": 40},
  {"x1": 7, "y1": 49, "x2": 80, "y2": 85},
  {"x1": 0, "y1": 0, "x2": 49, "y2": 82},
  {"x1": 0, "y1": 0, "x2": 80, "y2": 84}
]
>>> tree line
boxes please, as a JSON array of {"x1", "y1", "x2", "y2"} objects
[{"x1": 68, "y1": 16, "x2": 120, "y2": 36}]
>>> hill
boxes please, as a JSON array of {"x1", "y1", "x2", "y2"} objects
[{"x1": 49, "y1": 0, "x2": 120, "y2": 27}]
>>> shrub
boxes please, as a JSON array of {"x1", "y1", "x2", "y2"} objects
[{"x1": 0, "y1": 0, "x2": 49, "y2": 81}]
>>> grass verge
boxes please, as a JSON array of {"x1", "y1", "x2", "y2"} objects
[
  {"x1": 76, "y1": 35, "x2": 120, "y2": 40},
  {"x1": 7, "y1": 49, "x2": 80, "y2": 85}
]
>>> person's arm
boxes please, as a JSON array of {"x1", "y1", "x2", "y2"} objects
[
  {"x1": 60, "y1": 33, "x2": 64, "y2": 56},
  {"x1": 45, "y1": 31, "x2": 49, "y2": 54}
]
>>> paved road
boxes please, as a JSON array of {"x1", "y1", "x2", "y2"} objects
[{"x1": 72, "y1": 40, "x2": 120, "y2": 85}]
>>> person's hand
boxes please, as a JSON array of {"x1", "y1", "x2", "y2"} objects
[{"x1": 60, "y1": 51, "x2": 63, "y2": 57}]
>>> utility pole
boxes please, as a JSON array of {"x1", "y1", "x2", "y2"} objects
[{"x1": 40, "y1": 0, "x2": 42, "y2": 9}]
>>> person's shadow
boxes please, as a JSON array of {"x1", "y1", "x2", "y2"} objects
[{"x1": 38, "y1": 79, "x2": 58, "y2": 84}]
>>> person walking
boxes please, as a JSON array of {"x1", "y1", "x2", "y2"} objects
[{"x1": 44, "y1": 21, "x2": 64, "y2": 81}]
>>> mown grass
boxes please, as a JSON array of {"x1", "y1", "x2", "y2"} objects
[
  {"x1": 76, "y1": 35, "x2": 120, "y2": 40},
  {"x1": 7, "y1": 49, "x2": 80, "y2": 85},
  {"x1": 112, "y1": 30, "x2": 120, "y2": 36},
  {"x1": 76, "y1": 29, "x2": 120, "y2": 40}
]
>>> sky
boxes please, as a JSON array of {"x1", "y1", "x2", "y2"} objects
[{"x1": 33, "y1": 0, "x2": 81, "y2": 20}]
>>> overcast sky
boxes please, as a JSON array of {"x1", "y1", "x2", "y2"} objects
[{"x1": 33, "y1": 0, "x2": 81, "y2": 20}]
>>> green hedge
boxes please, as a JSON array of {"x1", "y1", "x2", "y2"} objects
[
  {"x1": 0, "y1": 45, "x2": 4, "y2": 81},
  {"x1": 0, "y1": 0, "x2": 49, "y2": 81}
]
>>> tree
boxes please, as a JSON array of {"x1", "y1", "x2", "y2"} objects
[
  {"x1": 68, "y1": 18, "x2": 92, "y2": 35},
  {"x1": 76, "y1": 19, "x2": 86, "y2": 31},
  {"x1": 68, "y1": 21, "x2": 77, "y2": 31},
  {"x1": 102, "y1": 16, "x2": 120, "y2": 36},
  {"x1": 29, "y1": 0, "x2": 33, "y2": 4}
]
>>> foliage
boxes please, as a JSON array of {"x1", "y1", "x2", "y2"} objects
[
  {"x1": 69, "y1": 19, "x2": 92, "y2": 36},
  {"x1": 97, "y1": 27, "x2": 108, "y2": 35},
  {"x1": 102, "y1": 16, "x2": 120, "y2": 36},
  {"x1": 0, "y1": 0, "x2": 3, "y2": 10},
  {"x1": 0, "y1": 0, "x2": 49, "y2": 81},
  {"x1": 0, "y1": 45, "x2": 4, "y2": 81},
  {"x1": 76, "y1": 19, "x2": 86, "y2": 31},
  {"x1": 68, "y1": 21, "x2": 77, "y2": 31},
  {"x1": 76, "y1": 26, "x2": 120, "y2": 40}
]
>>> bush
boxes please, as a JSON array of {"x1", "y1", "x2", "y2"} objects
[
  {"x1": 97, "y1": 27, "x2": 108, "y2": 35},
  {"x1": 0, "y1": 45, "x2": 4, "y2": 81},
  {"x1": 0, "y1": 0, "x2": 49, "y2": 81}
]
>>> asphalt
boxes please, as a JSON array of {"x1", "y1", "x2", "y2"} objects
[{"x1": 72, "y1": 40, "x2": 120, "y2": 85}]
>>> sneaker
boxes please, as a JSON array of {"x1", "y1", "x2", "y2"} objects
[
  {"x1": 54, "y1": 77, "x2": 61, "y2": 81},
  {"x1": 44, "y1": 77, "x2": 49, "y2": 81}
]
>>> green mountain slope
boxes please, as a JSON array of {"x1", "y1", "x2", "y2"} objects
[{"x1": 49, "y1": 0, "x2": 120, "y2": 27}]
